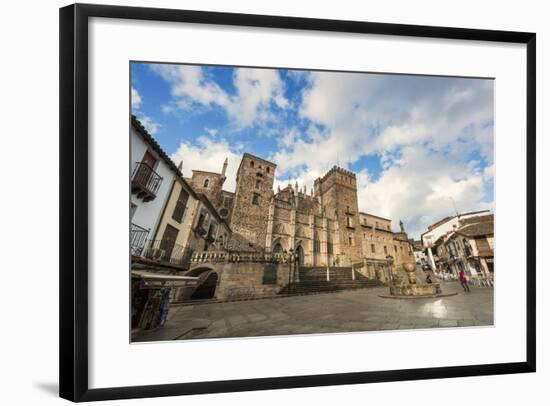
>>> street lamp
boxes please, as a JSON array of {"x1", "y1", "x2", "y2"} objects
[{"x1": 386, "y1": 255, "x2": 394, "y2": 285}]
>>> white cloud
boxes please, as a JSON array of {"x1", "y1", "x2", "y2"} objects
[
  {"x1": 358, "y1": 145, "x2": 487, "y2": 237},
  {"x1": 131, "y1": 87, "x2": 142, "y2": 109},
  {"x1": 205, "y1": 128, "x2": 218, "y2": 138},
  {"x1": 170, "y1": 136, "x2": 242, "y2": 192},
  {"x1": 136, "y1": 114, "x2": 160, "y2": 135},
  {"x1": 272, "y1": 72, "x2": 494, "y2": 237},
  {"x1": 149, "y1": 64, "x2": 288, "y2": 129}
]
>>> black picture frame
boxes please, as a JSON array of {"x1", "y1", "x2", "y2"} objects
[{"x1": 59, "y1": 3, "x2": 536, "y2": 402}]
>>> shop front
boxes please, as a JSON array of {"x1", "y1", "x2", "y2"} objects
[{"x1": 131, "y1": 270, "x2": 198, "y2": 331}]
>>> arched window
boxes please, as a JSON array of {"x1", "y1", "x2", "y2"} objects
[
  {"x1": 203, "y1": 178, "x2": 209, "y2": 188},
  {"x1": 273, "y1": 242, "x2": 283, "y2": 253},
  {"x1": 250, "y1": 160, "x2": 254, "y2": 167}
]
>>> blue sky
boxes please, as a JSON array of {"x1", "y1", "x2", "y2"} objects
[{"x1": 131, "y1": 62, "x2": 494, "y2": 238}]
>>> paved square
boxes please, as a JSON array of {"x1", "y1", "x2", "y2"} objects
[{"x1": 132, "y1": 281, "x2": 493, "y2": 342}]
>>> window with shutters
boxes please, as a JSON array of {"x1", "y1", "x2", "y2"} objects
[{"x1": 172, "y1": 187, "x2": 190, "y2": 223}]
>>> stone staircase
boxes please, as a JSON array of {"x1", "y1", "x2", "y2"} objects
[{"x1": 279, "y1": 266, "x2": 380, "y2": 295}]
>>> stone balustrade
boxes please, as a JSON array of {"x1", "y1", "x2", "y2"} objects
[{"x1": 190, "y1": 250, "x2": 289, "y2": 264}]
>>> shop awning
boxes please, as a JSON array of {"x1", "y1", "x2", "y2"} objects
[{"x1": 132, "y1": 270, "x2": 199, "y2": 289}]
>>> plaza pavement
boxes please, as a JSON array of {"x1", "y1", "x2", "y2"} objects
[{"x1": 132, "y1": 281, "x2": 493, "y2": 342}]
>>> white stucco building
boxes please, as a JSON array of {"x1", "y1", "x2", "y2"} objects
[
  {"x1": 421, "y1": 210, "x2": 491, "y2": 271},
  {"x1": 130, "y1": 116, "x2": 179, "y2": 255}
]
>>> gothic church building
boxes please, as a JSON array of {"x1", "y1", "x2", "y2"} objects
[{"x1": 188, "y1": 152, "x2": 414, "y2": 269}]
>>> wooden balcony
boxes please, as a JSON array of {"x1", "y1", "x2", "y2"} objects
[{"x1": 131, "y1": 162, "x2": 163, "y2": 202}]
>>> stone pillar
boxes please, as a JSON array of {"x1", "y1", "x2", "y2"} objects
[
  {"x1": 352, "y1": 265, "x2": 355, "y2": 280},
  {"x1": 309, "y1": 213, "x2": 315, "y2": 266},
  {"x1": 427, "y1": 247, "x2": 436, "y2": 271},
  {"x1": 265, "y1": 198, "x2": 275, "y2": 253},
  {"x1": 321, "y1": 217, "x2": 328, "y2": 266},
  {"x1": 289, "y1": 206, "x2": 296, "y2": 252}
]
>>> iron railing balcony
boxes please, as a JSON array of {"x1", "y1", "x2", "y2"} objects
[
  {"x1": 131, "y1": 162, "x2": 163, "y2": 202},
  {"x1": 142, "y1": 240, "x2": 194, "y2": 269},
  {"x1": 130, "y1": 223, "x2": 149, "y2": 256}
]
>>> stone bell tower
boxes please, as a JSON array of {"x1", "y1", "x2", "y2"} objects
[
  {"x1": 314, "y1": 166, "x2": 362, "y2": 266},
  {"x1": 229, "y1": 153, "x2": 276, "y2": 251}
]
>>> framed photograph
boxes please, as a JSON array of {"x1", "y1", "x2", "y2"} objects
[{"x1": 59, "y1": 3, "x2": 536, "y2": 402}]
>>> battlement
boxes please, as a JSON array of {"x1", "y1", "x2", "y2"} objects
[{"x1": 315, "y1": 166, "x2": 356, "y2": 185}]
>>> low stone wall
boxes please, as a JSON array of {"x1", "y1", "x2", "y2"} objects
[
  {"x1": 216, "y1": 262, "x2": 291, "y2": 301},
  {"x1": 389, "y1": 283, "x2": 442, "y2": 296}
]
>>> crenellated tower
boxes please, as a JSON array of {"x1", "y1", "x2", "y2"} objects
[{"x1": 314, "y1": 166, "x2": 362, "y2": 265}]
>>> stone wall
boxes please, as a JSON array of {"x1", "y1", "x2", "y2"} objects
[
  {"x1": 190, "y1": 170, "x2": 225, "y2": 209},
  {"x1": 216, "y1": 262, "x2": 290, "y2": 300}
]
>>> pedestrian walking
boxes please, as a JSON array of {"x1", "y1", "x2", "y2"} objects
[{"x1": 459, "y1": 270, "x2": 470, "y2": 292}]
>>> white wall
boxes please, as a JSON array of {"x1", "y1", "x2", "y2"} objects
[
  {"x1": 422, "y1": 211, "x2": 490, "y2": 248},
  {"x1": 130, "y1": 126, "x2": 176, "y2": 241},
  {"x1": 1, "y1": 1, "x2": 547, "y2": 406}
]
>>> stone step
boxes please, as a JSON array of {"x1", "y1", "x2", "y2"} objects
[{"x1": 279, "y1": 279, "x2": 380, "y2": 295}]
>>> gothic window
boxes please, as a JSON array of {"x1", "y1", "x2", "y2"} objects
[
  {"x1": 273, "y1": 242, "x2": 283, "y2": 253},
  {"x1": 266, "y1": 167, "x2": 270, "y2": 173},
  {"x1": 346, "y1": 216, "x2": 353, "y2": 228},
  {"x1": 327, "y1": 242, "x2": 333, "y2": 254},
  {"x1": 371, "y1": 244, "x2": 375, "y2": 253},
  {"x1": 255, "y1": 179, "x2": 261, "y2": 189},
  {"x1": 203, "y1": 178, "x2": 209, "y2": 188},
  {"x1": 313, "y1": 240, "x2": 321, "y2": 252},
  {"x1": 250, "y1": 160, "x2": 254, "y2": 167},
  {"x1": 348, "y1": 234, "x2": 354, "y2": 246}
]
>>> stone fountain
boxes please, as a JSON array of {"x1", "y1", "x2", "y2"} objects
[{"x1": 382, "y1": 262, "x2": 455, "y2": 299}]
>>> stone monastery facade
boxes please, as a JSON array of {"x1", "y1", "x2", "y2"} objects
[{"x1": 189, "y1": 152, "x2": 414, "y2": 270}]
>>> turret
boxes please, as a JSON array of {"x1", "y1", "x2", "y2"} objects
[{"x1": 222, "y1": 157, "x2": 228, "y2": 177}]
